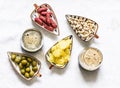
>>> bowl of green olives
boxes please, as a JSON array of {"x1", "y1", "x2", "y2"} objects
[{"x1": 7, "y1": 52, "x2": 41, "y2": 81}]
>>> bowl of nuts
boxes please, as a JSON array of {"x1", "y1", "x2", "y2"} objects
[{"x1": 66, "y1": 14, "x2": 99, "y2": 41}]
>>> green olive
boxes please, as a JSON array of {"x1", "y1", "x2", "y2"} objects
[
  {"x1": 15, "y1": 56, "x2": 21, "y2": 64},
  {"x1": 11, "y1": 54, "x2": 16, "y2": 61},
  {"x1": 24, "y1": 72, "x2": 30, "y2": 78},
  {"x1": 32, "y1": 66, "x2": 38, "y2": 72},
  {"x1": 26, "y1": 62, "x2": 30, "y2": 67},
  {"x1": 21, "y1": 60, "x2": 27, "y2": 66},
  {"x1": 19, "y1": 63, "x2": 23, "y2": 69},
  {"x1": 32, "y1": 61, "x2": 37, "y2": 67},
  {"x1": 27, "y1": 58, "x2": 32, "y2": 63},
  {"x1": 21, "y1": 69, "x2": 25, "y2": 75},
  {"x1": 21, "y1": 56, "x2": 26, "y2": 60},
  {"x1": 26, "y1": 67, "x2": 30, "y2": 72},
  {"x1": 29, "y1": 71, "x2": 35, "y2": 77}
]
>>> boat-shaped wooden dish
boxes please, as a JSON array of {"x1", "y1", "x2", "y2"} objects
[
  {"x1": 45, "y1": 35, "x2": 73, "y2": 69},
  {"x1": 66, "y1": 14, "x2": 99, "y2": 41},
  {"x1": 31, "y1": 3, "x2": 60, "y2": 36},
  {"x1": 7, "y1": 52, "x2": 41, "y2": 81}
]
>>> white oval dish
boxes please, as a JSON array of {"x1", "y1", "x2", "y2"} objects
[
  {"x1": 21, "y1": 28, "x2": 43, "y2": 52},
  {"x1": 7, "y1": 52, "x2": 42, "y2": 81},
  {"x1": 45, "y1": 35, "x2": 73, "y2": 69},
  {"x1": 79, "y1": 47, "x2": 103, "y2": 71},
  {"x1": 30, "y1": 3, "x2": 60, "y2": 36},
  {"x1": 65, "y1": 14, "x2": 99, "y2": 41}
]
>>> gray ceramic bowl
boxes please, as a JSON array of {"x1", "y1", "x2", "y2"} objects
[
  {"x1": 21, "y1": 28, "x2": 43, "y2": 52},
  {"x1": 79, "y1": 47, "x2": 103, "y2": 71}
]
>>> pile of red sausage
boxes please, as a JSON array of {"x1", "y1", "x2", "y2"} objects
[{"x1": 34, "y1": 7, "x2": 57, "y2": 31}]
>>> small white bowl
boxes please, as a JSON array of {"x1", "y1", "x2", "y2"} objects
[
  {"x1": 21, "y1": 28, "x2": 43, "y2": 52},
  {"x1": 79, "y1": 47, "x2": 103, "y2": 71}
]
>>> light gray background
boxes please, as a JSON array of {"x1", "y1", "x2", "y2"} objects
[{"x1": 0, "y1": 0, "x2": 120, "y2": 88}]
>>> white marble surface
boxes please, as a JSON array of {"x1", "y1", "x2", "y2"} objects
[{"x1": 0, "y1": 0, "x2": 120, "y2": 88}]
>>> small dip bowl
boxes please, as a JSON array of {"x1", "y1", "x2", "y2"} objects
[
  {"x1": 79, "y1": 47, "x2": 103, "y2": 71},
  {"x1": 21, "y1": 28, "x2": 43, "y2": 52}
]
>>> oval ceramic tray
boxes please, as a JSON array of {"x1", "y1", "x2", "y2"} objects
[
  {"x1": 45, "y1": 35, "x2": 73, "y2": 69},
  {"x1": 66, "y1": 14, "x2": 99, "y2": 41},
  {"x1": 7, "y1": 52, "x2": 42, "y2": 81},
  {"x1": 31, "y1": 3, "x2": 60, "y2": 36}
]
